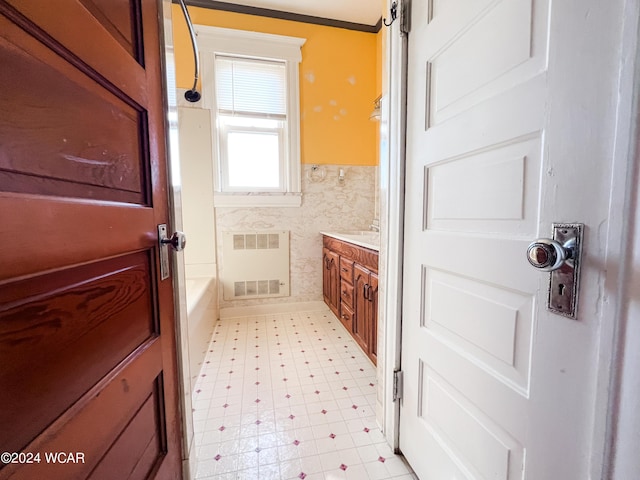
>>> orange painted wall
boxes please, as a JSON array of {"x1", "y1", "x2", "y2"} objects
[{"x1": 172, "y1": 5, "x2": 379, "y2": 166}]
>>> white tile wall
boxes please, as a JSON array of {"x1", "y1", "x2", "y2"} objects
[{"x1": 215, "y1": 165, "x2": 378, "y2": 309}]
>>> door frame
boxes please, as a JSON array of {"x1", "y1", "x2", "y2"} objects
[
  {"x1": 159, "y1": 1, "x2": 196, "y2": 478},
  {"x1": 600, "y1": 0, "x2": 640, "y2": 477},
  {"x1": 378, "y1": 0, "x2": 407, "y2": 452},
  {"x1": 379, "y1": 0, "x2": 640, "y2": 474}
]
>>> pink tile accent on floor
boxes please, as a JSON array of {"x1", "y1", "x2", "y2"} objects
[{"x1": 191, "y1": 307, "x2": 415, "y2": 479}]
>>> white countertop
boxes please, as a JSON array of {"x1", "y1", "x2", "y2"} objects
[{"x1": 321, "y1": 231, "x2": 380, "y2": 251}]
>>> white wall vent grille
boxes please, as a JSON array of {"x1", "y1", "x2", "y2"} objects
[
  {"x1": 233, "y1": 279, "x2": 281, "y2": 297},
  {"x1": 222, "y1": 231, "x2": 289, "y2": 300},
  {"x1": 233, "y1": 233, "x2": 280, "y2": 250}
]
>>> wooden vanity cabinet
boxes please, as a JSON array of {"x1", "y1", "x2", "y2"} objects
[
  {"x1": 322, "y1": 247, "x2": 339, "y2": 318},
  {"x1": 354, "y1": 265, "x2": 378, "y2": 364},
  {"x1": 322, "y1": 236, "x2": 378, "y2": 365}
]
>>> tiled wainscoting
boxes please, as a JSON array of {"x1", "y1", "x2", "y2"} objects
[{"x1": 191, "y1": 306, "x2": 415, "y2": 480}]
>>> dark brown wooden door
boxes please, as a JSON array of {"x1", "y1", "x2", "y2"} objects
[{"x1": 0, "y1": 1, "x2": 182, "y2": 479}]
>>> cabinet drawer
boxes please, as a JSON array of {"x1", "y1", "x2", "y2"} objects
[
  {"x1": 340, "y1": 280, "x2": 354, "y2": 307},
  {"x1": 339, "y1": 302, "x2": 354, "y2": 330},
  {"x1": 339, "y1": 257, "x2": 354, "y2": 283}
]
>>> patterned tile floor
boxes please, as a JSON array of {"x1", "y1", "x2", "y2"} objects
[{"x1": 192, "y1": 306, "x2": 416, "y2": 480}]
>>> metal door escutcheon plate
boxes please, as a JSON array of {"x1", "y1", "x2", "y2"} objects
[
  {"x1": 547, "y1": 223, "x2": 583, "y2": 318},
  {"x1": 158, "y1": 224, "x2": 171, "y2": 280},
  {"x1": 157, "y1": 225, "x2": 188, "y2": 280}
]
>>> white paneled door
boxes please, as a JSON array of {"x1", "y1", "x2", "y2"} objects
[{"x1": 399, "y1": 0, "x2": 626, "y2": 478}]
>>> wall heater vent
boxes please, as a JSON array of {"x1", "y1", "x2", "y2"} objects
[
  {"x1": 234, "y1": 279, "x2": 281, "y2": 297},
  {"x1": 222, "y1": 231, "x2": 289, "y2": 300},
  {"x1": 233, "y1": 233, "x2": 280, "y2": 250}
]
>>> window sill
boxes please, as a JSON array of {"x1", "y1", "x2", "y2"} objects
[{"x1": 213, "y1": 192, "x2": 302, "y2": 208}]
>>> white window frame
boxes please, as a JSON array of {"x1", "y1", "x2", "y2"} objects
[{"x1": 196, "y1": 25, "x2": 306, "y2": 207}]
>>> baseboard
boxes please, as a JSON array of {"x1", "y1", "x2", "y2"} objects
[
  {"x1": 220, "y1": 300, "x2": 327, "y2": 318},
  {"x1": 182, "y1": 442, "x2": 197, "y2": 480}
]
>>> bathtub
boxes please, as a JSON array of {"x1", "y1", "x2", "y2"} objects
[{"x1": 185, "y1": 276, "x2": 218, "y2": 391}]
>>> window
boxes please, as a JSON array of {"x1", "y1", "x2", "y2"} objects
[
  {"x1": 216, "y1": 56, "x2": 287, "y2": 192},
  {"x1": 196, "y1": 26, "x2": 306, "y2": 206}
]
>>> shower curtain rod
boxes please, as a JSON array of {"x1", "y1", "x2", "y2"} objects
[{"x1": 179, "y1": 0, "x2": 201, "y2": 102}]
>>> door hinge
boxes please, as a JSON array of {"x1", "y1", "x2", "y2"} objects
[
  {"x1": 393, "y1": 370, "x2": 403, "y2": 402},
  {"x1": 400, "y1": 0, "x2": 411, "y2": 35}
]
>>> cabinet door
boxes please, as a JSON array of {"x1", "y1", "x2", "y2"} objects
[
  {"x1": 322, "y1": 248, "x2": 340, "y2": 316},
  {"x1": 353, "y1": 264, "x2": 370, "y2": 355},
  {"x1": 369, "y1": 272, "x2": 379, "y2": 365}
]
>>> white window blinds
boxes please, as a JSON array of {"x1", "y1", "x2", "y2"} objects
[{"x1": 215, "y1": 55, "x2": 287, "y2": 119}]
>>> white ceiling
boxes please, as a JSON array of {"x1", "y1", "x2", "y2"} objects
[{"x1": 210, "y1": 0, "x2": 383, "y2": 27}]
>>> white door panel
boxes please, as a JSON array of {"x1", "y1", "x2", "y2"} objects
[
  {"x1": 425, "y1": 136, "x2": 542, "y2": 236},
  {"x1": 411, "y1": 234, "x2": 536, "y2": 292},
  {"x1": 420, "y1": 370, "x2": 525, "y2": 479},
  {"x1": 421, "y1": 0, "x2": 548, "y2": 126},
  {"x1": 399, "y1": 0, "x2": 623, "y2": 477},
  {"x1": 411, "y1": 74, "x2": 547, "y2": 171},
  {"x1": 424, "y1": 268, "x2": 534, "y2": 393}
]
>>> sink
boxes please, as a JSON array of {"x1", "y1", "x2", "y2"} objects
[
  {"x1": 333, "y1": 230, "x2": 380, "y2": 247},
  {"x1": 340, "y1": 230, "x2": 379, "y2": 236},
  {"x1": 321, "y1": 230, "x2": 380, "y2": 249},
  {"x1": 338, "y1": 231, "x2": 380, "y2": 241}
]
